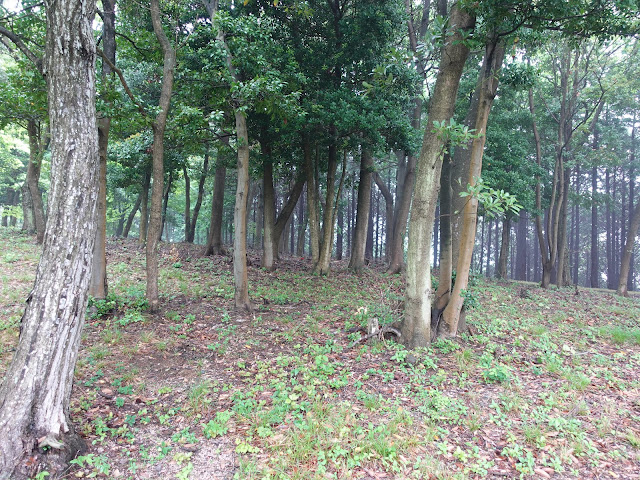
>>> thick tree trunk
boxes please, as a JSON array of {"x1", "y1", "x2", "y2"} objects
[
  {"x1": 403, "y1": 6, "x2": 475, "y2": 348},
  {"x1": 0, "y1": 1, "x2": 99, "y2": 477},
  {"x1": 146, "y1": 0, "x2": 176, "y2": 312},
  {"x1": 205, "y1": 164, "x2": 226, "y2": 255},
  {"x1": 349, "y1": 148, "x2": 373, "y2": 273},
  {"x1": 233, "y1": 111, "x2": 252, "y2": 310},
  {"x1": 441, "y1": 38, "x2": 504, "y2": 337}
]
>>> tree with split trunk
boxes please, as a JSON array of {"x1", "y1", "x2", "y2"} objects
[
  {"x1": 438, "y1": 35, "x2": 505, "y2": 337},
  {"x1": 403, "y1": 4, "x2": 475, "y2": 348},
  {"x1": 0, "y1": 0, "x2": 99, "y2": 477}
]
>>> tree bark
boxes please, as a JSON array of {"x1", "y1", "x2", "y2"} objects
[
  {"x1": 373, "y1": 172, "x2": 394, "y2": 261},
  {"x1": 441, "y1": 38, "x2": 504, "y2": 337},
  {"x1": 205, "y1": 164, "x2": 226, "y2": 255},
  {"x1": 434, "y1": 152, "x2": 453, "y2": 332},
  {"x1": 146, "y1": 0, "x2": 177, "y2": 312},
  {"x1": 349, "y1": 147, "x2": 374, "y2": 273},
  {"x1": 403, "y1": 5, "x2": 475, "y2": 348},
  {"x1": 0, "y1": 0, "x2": 99, "y2": 476},
  {"x1": 232, "y1": 111, "x2": 252, "y2": 310},
  {"x1": 89, "y1": 0, "x2": 115, "y2": 299}
]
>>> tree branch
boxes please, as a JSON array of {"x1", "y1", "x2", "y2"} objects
[
  {"x1": 0, "y1": 25, "x2": 42, "y2": 74},
  {"x1": 96, "y1": 47, "x2": 147, "y2": 117}
]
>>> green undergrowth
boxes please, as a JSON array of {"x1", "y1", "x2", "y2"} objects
[{"x1": 1, "y1": 230, "x2": 640, "y2": 479}]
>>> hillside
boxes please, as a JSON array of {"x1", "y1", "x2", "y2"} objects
[{"x1": 1, "y1": 229, "x2": 639, "y2": 480}]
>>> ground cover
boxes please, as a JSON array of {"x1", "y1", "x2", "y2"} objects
[{"x1": 1, "y1": 228, "x2": 639, "y2": 480}]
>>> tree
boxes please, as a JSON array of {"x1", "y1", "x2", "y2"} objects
[
  {"x1": 89, "y1": 0, "x2": 116, "y2": 300},
  {"x1": 403, "y1": 3, "x2": 475, "y2": 348},
  {"x1": 145, "y1": 0, "x2": 177, "y2": 312},
  {"x1": 0, "y1": 0, "x2": 99, "y2": 477}
]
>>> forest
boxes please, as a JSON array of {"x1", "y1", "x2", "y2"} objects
[{"x1": 0, "y1": 0, "x2": 640, "y2": 479}]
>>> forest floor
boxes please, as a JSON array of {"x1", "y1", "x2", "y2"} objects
[{"x1": 1, "y1": 228, "x2": 640, "y2": 480}]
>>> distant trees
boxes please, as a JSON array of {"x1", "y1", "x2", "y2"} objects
[{"x1": 0, "y1": 0, "x2": 638, "y2": 353}]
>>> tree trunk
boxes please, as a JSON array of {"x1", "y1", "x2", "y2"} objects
[
  {"x1": 233, "y1": 111, "x2": 252, "y2": 310},
  {"x1": 496, "y1": 216, "x2": 511, "y2": 279},
  {"x1": 0, "y1": 1, "x2": 99, "y2": 476},
  {"x1": 25, "y1": 120, "x2": 47, "y2": 243},
  {"x1": 403, "y1": 5, "x2": 475, "y2": 348},
  {"x1": 296, "y1": 192, "x2": 307, "y2": 256},
  {"x1": 146, "y1": 0, "x2": 176, "y2": 312},
  {"x1": 303, "y1": 134, "x2": 320, "y2": 264},
  {"x1": 617, "y1": 201, "x2": 640, "y2": 296},
  {"x1": 434, "y1": 153, "x2": 452, "y2": 334},
  {"x1": 205, "y1": 164, "x2": 226, "y2": 255},
  {"x1": 314, "y1": 142, "x2": 345, "y2": 275},
  {"x1": 365, "y1": 188, "x2": 374, "y2": 262},
  {"x1": 337, "y1": 197, "x2": 344, "y2": 260},
  {"x1": 349, "y1": 147, "x2": 373, "y2": 273},
  {"x1": 441, "y1": 38, "x2": 504, "y2": 337},
  {"x1": 184, "y1": 166, "x2": 192, "y2": 241},
  {"x1": 515, "y1": 212, "x2": 527, "y2": 280},
  {"x1": 159, "y1": 171, "x2": 172, "y2": 242},
  {"x1": 122, "y1": 193, "x2": 142, "y2": 239},
  {"x1": 138, "y1": 170, "x2": 150, "y2": 244},
  {"x1": 89, "y1": 0, "x2": 115, "y2": 299},
  {"x1": 373, "y1": 172, "x2": 393, "y2": 261},
  {"x1": 261, "y1": 159, "x2": 277, "y2": 270}
]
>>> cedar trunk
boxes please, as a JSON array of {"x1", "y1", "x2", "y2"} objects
[{"x1": 0, "y1": 1, "x2": 99, "y2": 477}]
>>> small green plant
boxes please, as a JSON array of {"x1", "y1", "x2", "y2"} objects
[
  {"x1": 203, "y1": 410, "x2": 233, "y2": 438},
  {"x1": 69, "y1": 453, "x2": 111, "y2": 476}
]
